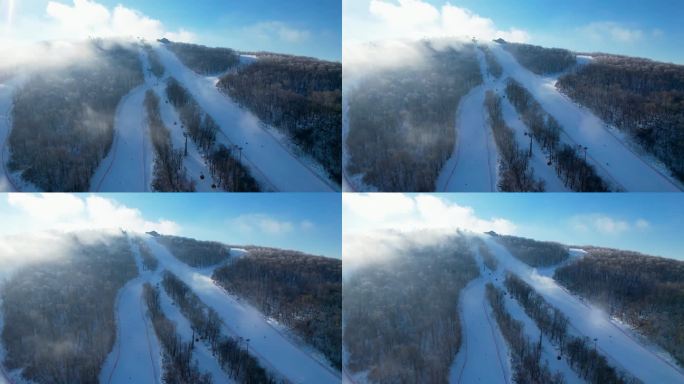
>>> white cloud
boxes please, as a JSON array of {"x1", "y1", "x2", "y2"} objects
[
  {"x1": 245, "y1": 21, "x2": 311, "y2": 44},
  {"x1": 3, "y1": 194, "x2": 180, "y2": 235},
  {"x1": 344, "y1": 0, "x2": 530, "y2": 45},
  {"x1": 0, "y1": 0, "x2": 195, "y2": 49},
  {"x1": 570, "y1": 214, "x2": 650, "y2": 235},
  {"x1": 578, "y1": 22, "x2": 644, "y2": 44},
  {"x1": 343, "y1": 193, "x2": 516, "y2": 235}
]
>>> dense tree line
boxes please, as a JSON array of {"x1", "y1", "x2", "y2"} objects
[
  {"x1": 143, "y1": 283, "x2": 212, "y2": 384},
  {"x1": 218, "y1": 55, "x2": 342, "y2": 183},
  {"x1": 155, "y1": 234, "x2": 230, "y2": 267},
  {"x1": 166, "y1": 77, "x2": 260, "y2": 191},
  {"x1": 554, "y1": 247, "x2": 684, "y2": 366},
  {"x1": 498, "y1": 40, "x2": 577, "y2": 74},
  {"x1": 9, "y1": 40, "x2": 143, "y2": 191},
  {"x1": 136, "y1": 239, "x2": 159, "y2": 271},
  {"x1": 485, "y1": 91, "x2": 545, "y2": 191},
  {"x1": 557, "y1": 55, "x2": 684, "y2": 181},
  {"x1": 506, "y1": 79, "x2": 610, "y2": 191},
  {"x1": 481, "y1": 45, "x2": 503, "y2": 78},
  {"x1": 162, "y1": 40, "x2": 239, "y2": 75},
  {"x1": 162, "y1": 272, "x2": 275, "y2": 383},
  {"x1": 346, "y1": 43, "x2": 482, "y2": 191},
  {"x1": 144, "y1": 44, "x2": 165, "y2": 78},
  {"x1": 505, "y1": 273, "x2": 633, "y2": 383},
  {"x1": 486, "y1": 283, "x2": 565, "y2": 384},
  {"x1": 212, "y1": 248, "x2": 341, "y2": 369},
  {"x1": 1, "y1": 234, "x2": 137, "y2": 383},
  {"x1": 491, "y1": 232, "x2": 568, "y2": 267},
  {"x1": 344, "y1": 236, "x2": 479, "y2": 383},
  {"x1": 144, "y1": 90, "x2": 195, "y2": 191}
]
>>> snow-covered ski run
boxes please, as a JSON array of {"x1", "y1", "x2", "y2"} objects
[
  {"x1": 142, "y1": 235, "x2": 341, "y2": 384},
  {"x1": 450, "y1": 236, "x2": 684, "y2": 383},
  {"x1": 151, "y1": 43, "x2": 338, "y2": 192}
]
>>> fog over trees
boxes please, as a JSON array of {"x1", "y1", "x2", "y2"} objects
[
  {"x1": 162, "y1": 40, "x2": 240, "y2": 75},
  {"x1": 490, "y1": 232, "x2": 568, "y2": 267},
  {"x1": 554, "y1": 247, "x2": 684, "y2": 366},
  {"x1": 218, "y1": 55, "x2": 342, "y2": 183},
  {"x1": 499, "y1": 40, "x2": 577, "y2": 75},
  {"x1": 346, "y1": 42, "x2": 482, "y2": 191},
  {"x1": 154, "y1": 234, "x2": 231, "y2": 268},
  {"x1": 557, "y1": 55, "x2": 684, "y2": 182},
  {"x1": 8, "y1": 40, "x2": 143, "y2": 191},
  {"x1": 1, "y1": 234, "x2": 137, "y2": 384},
  {"x1": 213, "y1": 248, "x2": 342, "y2": 369},
  {"x1": 344, "y1": 235, "x2": 479, "y2": 383}
]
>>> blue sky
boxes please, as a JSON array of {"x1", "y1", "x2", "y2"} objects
[
  {"x1": 1, "y1": 0, "x2": 341, "y2": 60},
  {"x1": 344, "y1": 193, "x2": 684, "y2": 261},
  {"x1": 0, "y1": 193, "x2": 341, "y2": 258},
  {"x1": 344, "y1": 0, "x2": 684, "y2": 64}
]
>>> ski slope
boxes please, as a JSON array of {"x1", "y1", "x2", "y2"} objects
[
  {"x1": 437, "y1": 49, "x2": 498, "y2": 192},
  {"x1": 489, "y1": 43, "x2": 682, "y2": 192},
  {"x1": 144, "y1": 235, "x2": 341, "y2": 384},
  {"x1": 152, "y1": 43, "x2": 337, "y2": 192},
  {"x1": 99, "y1": 240, "x2": 162, "y2": 384},
  {"x1": 450, "y1": 276, "x2": 512, "y2": 384},
  {"x1": 90, "y1": 50, "x2": 154, "y2": 192},
  {"x1": 480, "y1": 234, "x2": 684, "y2": 383}
]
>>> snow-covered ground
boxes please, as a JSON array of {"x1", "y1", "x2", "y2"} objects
[
  {"x1": 143, "y1": 235, "x2": 341, "y2": 383},
  {"x1": 489, "y1": 43, "x2": 683, "y2": 192},
  {"x1": 437, "y1": 48, "x2": 498, "y2": 192},
  {"x1": 99, "y1": 239, "x2": 162, "y2": 384},
  {"x1": 90, "y1": 50, "x2": 154, "y2": 192},
  {"x1": 152, "y1": 43, "x2": 337, "y2": 192},
  {"x1": 480, "y1": 234, "x2": 684, "y2": 383},
  {"x1": 449, "y1": 275, "x2": 512, "y2": 383}
]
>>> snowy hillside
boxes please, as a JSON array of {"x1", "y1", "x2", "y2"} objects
[
  {"x1": 0, "y1": 231, "x2": 342, "y2": 384},
  {"x1": 0, "y1": 39, "x2": 339, "y2": 192},
  {"x1": 344, "y1": 39, "x2": 684, "y2": 192}
]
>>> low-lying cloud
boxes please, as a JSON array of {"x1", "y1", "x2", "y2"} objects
[{"x1": 570, "y1": 213, "x2": 650, "y2": 235}]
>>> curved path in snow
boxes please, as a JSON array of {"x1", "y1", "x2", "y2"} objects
[
  {"x1": 144, "y1": 235, "x2": 341, "y2": 384},
  {"x1": 153, "y1": 44, "x2": 337, "y2": 192},
  {"x1": 91, "y1": 51, "x2": 154, "y2": 192},
  {"x1": 480, "y1": 234, "x2": 684, "y2": 383},
  {"x1": 489, "y1": 43, "x2": 682, "y2": 192},
  {"x1": 437, "y1": 48, "x2": 497, "y2": 192}
]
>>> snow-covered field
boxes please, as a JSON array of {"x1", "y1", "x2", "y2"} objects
[
  {"x1": 479, "y1": 234, "x2": 684, "y2": 383},
  {"x1": 449, "y1": 275, "x2": 512, "y2": 383},
  {"x1": 99, "y1": 240, "x2": 162, "y2": 384},
  {"x1": 143, "y1": 235, "x2": 341, "y2": 384},
  {"x1": 437, "y1": 48, "x2": 498, "y2": 192},
  {"x1": 90, "y1": 50, "x2": 154, "y2": 192},
  {"x1": 152, "y1": 44, "x2": 337, "y2": 192},
  {"x1": 488, "y1": 43, "x2": 683, "y2": 192}
]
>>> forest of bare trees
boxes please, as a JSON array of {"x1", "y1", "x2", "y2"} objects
[
  {"x1": 491, "y1": 232, "x2": 568, "y2": 267},
  {"x1": 482, "y1": 45, "x2": 503, "y2": 78},
  {"x1": 212, "y1": 248, "x2": 342, "y2": 369},
  {"x1": 144, "y1": 44, "x2": 165, "y2": 78},
  {"x1": 505, "y1": 273, "x2": 634, "y2": 384},
  {"x1": 485, "y1": 283, "x2": 565, "y2": 384},
  {"x1": 9, "y1": 40, "x2": 143, "y2": 191},
  {"x1": 218, "y1": 55, "x2": 342, "y2": 183},
  {"x1": 1, "y1": 235, "x2": 137, "y2": 383},
  {"x1": 505, "y1": 79, "x2": 610, "y2": 191},
  {"x1": 162, "y1": 272, "x2": 275, "y2": 383},
  {"x1": 161, "y1": 40, "x2": 240, "y2": 75},
  {"x1": 136, "y1": 239, "x2": 159, "y2": 271},
  {"x1": 344, "y1": 236, "x2": 479, "y2": 383},
  {"x1": 557, "y1": 55, "x2": 684, "y2": 182},
  {"x1": 144, "y1": 90, "x2": 196, "y2": 191},
  {"x1": 143, "y1": 283, "x2": 212, "y2": 384},
  {"x1": 485, "y1": 90, "x2": 545, "y2": 191},
  {"x1": 498, "y1": 40, "x2": 577, "y2": 74},
  {"x1": 346, "y1": 43, "x2": 482, "y2": 191},
  {"x1": 155, "y1": 234, "x2": 231, "y2": 267},
  {"x1": 554, "y1": 247, "x2": 684, "y2": 366},
  {"x1": 165, "y1": 77, "x2": 260, "y2": 191}
]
